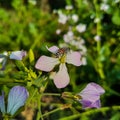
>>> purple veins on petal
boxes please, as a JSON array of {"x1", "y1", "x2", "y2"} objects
[
  {"x1": 80, "y1": 99, "x2": 101, "y2": 109},
  {"x1": 53, "y1": 63, "x2": 70, "y2": 88},
  {"x1": 79, "y1": 82, "x2": 105, "y2": 102},
  {"x1": 35, "y1": 56, "x2": 60, "y2": 72},
  {"x1": 79, "y1": 82, "x2": 105, "y2": 109},
  {"x1": 0, "y1": 92, "x2": 5, "y2": 113},
  {"x1": 91, "y1": 99, "x2": 101, "y2": 108},
  {"x1": 89, "y1": 82, "x2": 105, "y2": 95},
  {"x1": 10, "y1": 50, "x2": 26, "y2": 60},
  {"x1": 7, "y1": 86, "x2": 29, "y2": 115}
]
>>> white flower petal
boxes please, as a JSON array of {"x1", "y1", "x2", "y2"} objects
[
  {"x1": 10, "y1": 51, "x2": 26, "y2": 60},
  {"x1": 53, "y1": 64, "x2": 70, "y2": 88},
  {"x1": 46, "y1": 46, "x2": 59, "y2": 54},
  {"x1": 76, "y1": 24, "x2": 86, "y2": 33},
  {"x1": 35, "y1": 56, "x2": 59, "y2": 72},
  {"x1": 66, "y1": 52, "x2": 82, "y2": 66}
]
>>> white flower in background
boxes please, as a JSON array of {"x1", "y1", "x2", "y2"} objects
[
  {"x1": 56, "y1": 29, "x2": 61, "y2": 35},
  {"x1": 79, "y1": 45, "x2": 87, "y2": 54},
  {"x1": 28, "y1": 0, "x2": 36, "y2": 5},
  {"x1": 58, "y1": 11, "x2": 68, "y2": 24},
  {"x1": 71, "y1": 40, "x2": 77, "y2": 46},
  {"x1": 83, "y1": 0, "x2": 88, "y2": 4},
  {"x1": 76, "y1": 24, "x2": 86, "y2": 33},
  {"x1": 81, "y1": 57, "x2": 87, "y2": 65},
  {"x1": 0, "y1": 58, "x2": 2, "y2": 63},
  {"x1": 100, "y1": 3, "x2": 109, "y2": 11},
  {"x1": 70, "y1": 37, "x2": 86, "y2": 53},
  {"x1": 94, "y1": 35, "x2": 101, "y2": 41},
  {"x1": 114, "y1": 0, "x2": 120, "y2": 3},
  {"x1": 72, "y1": 14, "x2": 79, "y2": 23},
  {"x1": 63, "y1": 31, "x2": 74, "y2": 43},
  {"x1": 59, "y1": 43, "x2": 69, "y2": 48},
  {"x1": 65, "y1": 5, "x2": 73, "y2": 10},
  {"x1": 94, "y1": 18, "x2": 100, "y2": 23}
]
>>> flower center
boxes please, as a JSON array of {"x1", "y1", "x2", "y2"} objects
[{"x1": 59, "y1": 55, "x2": 66, "y2": 63}]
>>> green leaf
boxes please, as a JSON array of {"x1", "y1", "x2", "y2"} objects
[
  {"x1": 112, "y1": 9, "x2": 120, "y2": 25},
  {"x1": 110, "y1": 112, "x2": 120, "y2": 120},
  {"x1": 33, "y1": 76, "x2": 47, "y2": 88},
  {"x1": 15, "y1": 61, "x2": 26, "y2": 71},
  {"x1": 12, "y1": 0, "x2": 23, "y2": 10}
]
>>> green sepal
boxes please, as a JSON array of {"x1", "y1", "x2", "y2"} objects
[
  {"x1": 28, "y1": 49, "x2": 35, "y2": 65},
  {"x1": 15, "y1": 61, "x2": 26, "y2": 71}
]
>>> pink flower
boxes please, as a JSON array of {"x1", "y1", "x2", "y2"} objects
[
  {"x1": 35, "y1": 46, "x2": 81, "y2": 88},
  {"x1": 78, "y1": 82, "x2": 105, "y2": 109}
]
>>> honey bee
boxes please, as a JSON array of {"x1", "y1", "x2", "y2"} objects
[{"x1": 55, "y1": 47, "x2": 69, "y2": 58}]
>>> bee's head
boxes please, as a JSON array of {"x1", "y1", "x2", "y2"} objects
[{"x1": 55, "y1": 47, "x2": 70, "y2": 58}]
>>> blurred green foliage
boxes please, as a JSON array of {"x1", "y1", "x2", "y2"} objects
[{"x1": 0, "y1": 0, "x2": 58, "y2": 53}]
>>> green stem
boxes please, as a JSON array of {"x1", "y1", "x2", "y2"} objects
[
  {"x1": 36, "y1": 94, "x2": 43, "y2": 120},
  {"x1": 3, "y1": 117, "x2": 9, "y2": 120},
  {"x1": 3, "y1": 115, "x2": 12, "y2": 120},
  {"x1": 37, "y1": 78, "x2": 49, "y2": 120},
  {"x1": 0, "y1": 79, "x2": 25, "y2": 85},
  {"x1": 31, "y1": 33, "x2": 44, "y2": 50},
  {"x1": 26, "y1": 88, "x2": 38, "y2": 105},
  {"x1": 3, "y1": 118, "x2": 9, "y2": 120},
  {"x1": 93, "y1": 0, "x2": 105, "y2": 79},
  {"x1": 93, "y1": 0, "x2": 101, "y2": 52},
  {"x1": 42, "y1": 93, "x2": 61, "y2": 96},
  {"x1": 42, "y1": 104, "x2": 72, "y2": 118},
  {"x1": 0, "y1": 79, "x2": 14, "y2": 82},
  {"x1": 42, "y1": 108, "x2": 61, "y2": 117},
  {"x1": 60, "y1": 105, "x2": 120, "y2": 120}
]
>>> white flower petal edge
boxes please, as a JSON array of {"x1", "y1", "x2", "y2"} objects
[
  {"x1": 89, "y1": 83, "x2": 105, "y2": 95},
  {"x1": 66, "y1": 52, "x2": 82, "y2": 66},
  {"x1": 79, "y1": 83, "x2": 105, "y2": 102},
  {"x1": 10, "y1": 51, "x2": 26, "y2": 60},
  {"x1": 35, "y1": 56, "x2": 60, "y2": 72},
  {"x1": 53, "y1": 63, "x2": 70, "y2": 88},
  {"x1": 46, "y1": 46, "x2": 59, "y2": 54}
]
